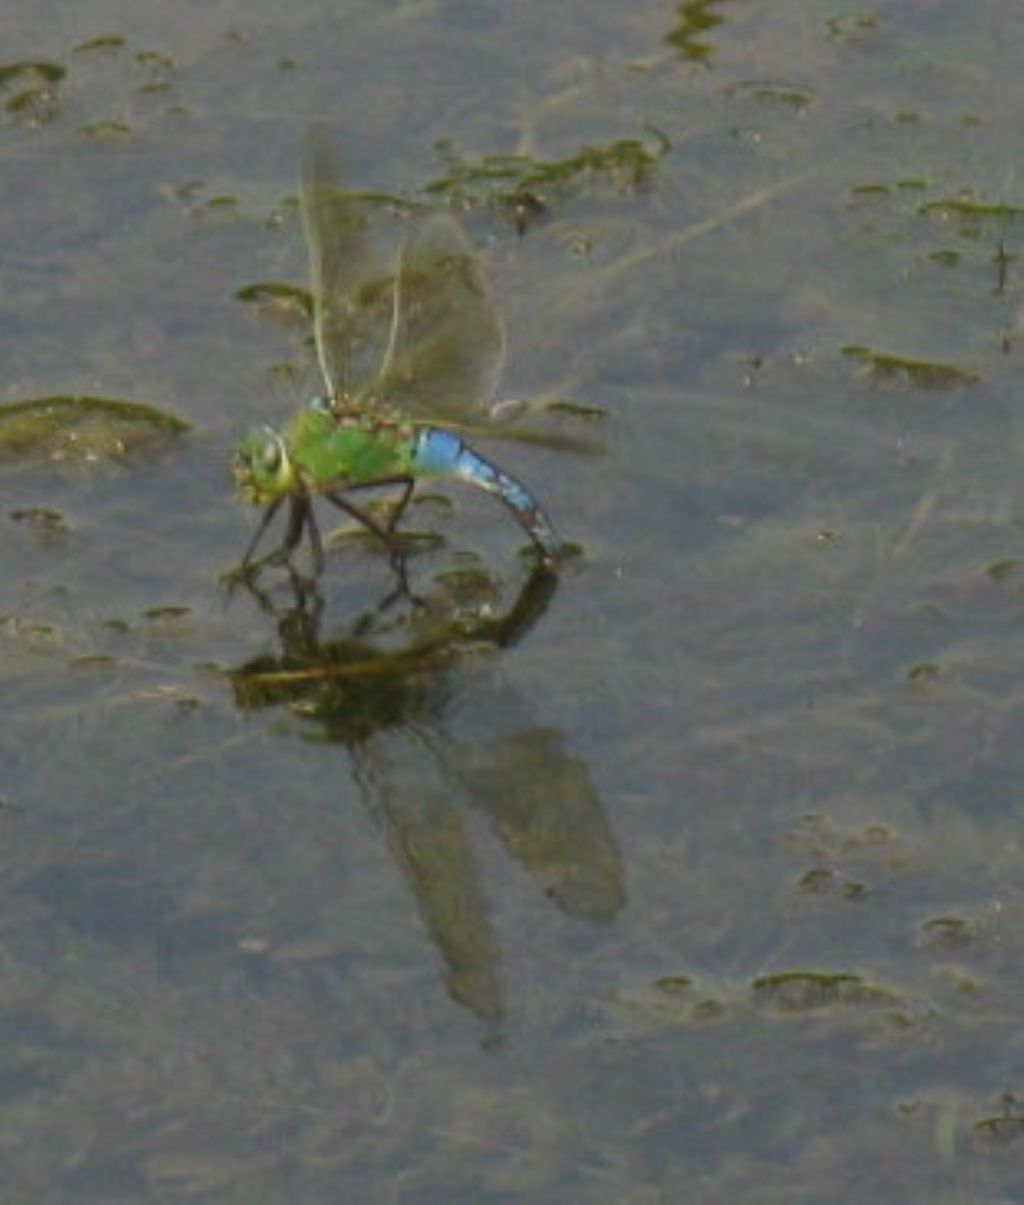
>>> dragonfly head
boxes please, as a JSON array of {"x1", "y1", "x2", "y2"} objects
[{"x1": 232, "y1": 426, "x2": 295, "y2": 504}]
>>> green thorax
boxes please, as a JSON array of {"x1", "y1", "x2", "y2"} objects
[{"x1": 282, "y1": 406, "x2": 416, "y2": 490}]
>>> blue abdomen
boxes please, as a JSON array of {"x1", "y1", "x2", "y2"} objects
[{"x1": 412, "y1": 427, "x2": 561, "y2": 561}]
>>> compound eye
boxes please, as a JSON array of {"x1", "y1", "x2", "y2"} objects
[{"x1": 259, "y1": 437, "x2": 281, "y2": 472}]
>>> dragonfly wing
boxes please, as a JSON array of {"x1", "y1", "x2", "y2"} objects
[
  {"x1": 302, "y1": 129, "x2": 383, "y2": 404},
  {"x1": 372, "y1": 215, "x2": 506, "y2": 424}
]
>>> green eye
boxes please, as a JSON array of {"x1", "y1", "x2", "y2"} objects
[{"x1": 259, "y1": 437, "x2": 281, "y2": 472}]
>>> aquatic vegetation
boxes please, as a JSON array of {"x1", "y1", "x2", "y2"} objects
[
  {"x1": 842, "y1": 345, "x2": 979, "y2": 389},
  {"x1": 424, "y1": 130, "x2": 671, "y2": 226},
  {"x1": 0, "y1": 396, "x2": 188, "y2": 464}
]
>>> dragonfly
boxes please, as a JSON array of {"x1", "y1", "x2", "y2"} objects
[{"x1": 232, "y1": 132, "x2": 564, "y2": 578}]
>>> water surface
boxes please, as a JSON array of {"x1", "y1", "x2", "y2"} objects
[{"x1": 1, "y1": 2, "x2": 1023, "y2": 1200}]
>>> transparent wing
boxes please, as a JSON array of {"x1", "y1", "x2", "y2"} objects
[
  {"x1": 301, "y1": 128, "x2": 384, "y2": 404},
  {"x1": 369, "y1": 215, "x2": 506, "y2": 424}
]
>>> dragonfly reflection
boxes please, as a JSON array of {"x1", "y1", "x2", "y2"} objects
[{"x1": 231, "y1": 568, "x2": 624, "y2": 1023}]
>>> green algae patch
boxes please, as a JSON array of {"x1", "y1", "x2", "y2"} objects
[
  {"x1": 907, "y1": 661, "x2": 941, "y2": 682},
  {"x1": 919, "y1": 914, "x2": 977, "y2": 949},
  {"x1": 794, "y1": 866, "x2": 867, "y2": 899},
  {"x1": 79, "y1": 120, "x2": 133, "y2": 140},
  {"x1": 665, "y1": 0, "x2": 728, "y2": 65},
  {"x1": 842, "y1": 346, "x2": 979, "y2": 390},
  {"x1": 752, "y1": 970, "x2": 897, "y2": 1014},
  {"x1": 10, "y1": 506, "x2": 68, "y2": 533},
  {"x1": 609, "y1": 974, "x2": 733, "y2": 1030},
  {"x1": 235, "y1": 282, "x2": 314, "y2": 322},
  {"x1": 0, "y1": 396, "x2": 188, "y2": 464},
  {"x1": 726, "y1": 80, "x2": 815, "y2": 110},
  {"x1": 986, "y1": 557, "x2": 1020, "y2": 582},
  {"x1": 0, "y1": 61, "x2": 65, "y2": 89},
  {"x1": 544, "y1": 399, "x2": 609, "y2": 420},
  {"x1": 425, "y1": 130, "x2": 671, "y2": 219},
  {"x1": 73, "y1": 35, "x2": 127, "y2": 54},
  {"x1": 974, "y1": 1097, "x2": 1024, "y2": 1150},
  {"x1": 0, "y1": 60, "x2": 66, "y2": 123},
  {"x1": 919, "y1": 197, "x2": 1022, "y2": 221}
]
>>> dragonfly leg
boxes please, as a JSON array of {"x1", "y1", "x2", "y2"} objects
[
  {"x1": 281, "y1": 493, "x2": 309, "y2": 558},
  {"x1": 304, "y1": 501, "x2": 325, "y2": 576},
  {"x1": 322, "y1": 488, "x2": 422, "y2": 599},
  {"x1": 240, "y1": 495, "x2": 285, "y2": 567},
  {"x1": 385, "y1": 477, "x2": 415, "y2": 534},
  {"x1": 328, "y1": 475, "x2": 417, "y2": 536},
  {"x1": 323, "y1": 490, "x2": 395, "y2": 547}
]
